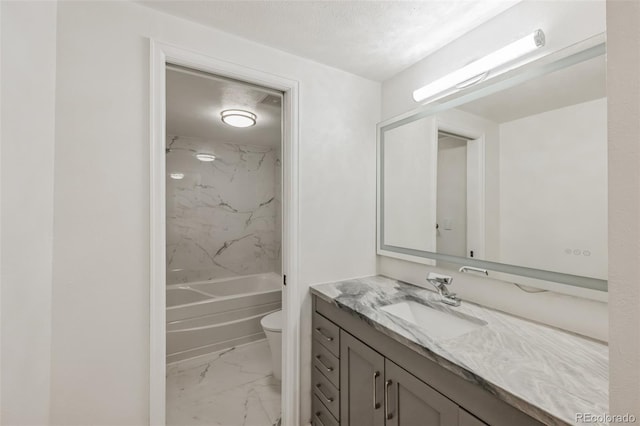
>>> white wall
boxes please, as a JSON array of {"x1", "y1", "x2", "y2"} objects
[
  {"x1": 382, "y1": 0, "x2": 606, "y2": 119},
  {"x1": 0, "y1": 1, "x2": 57, "y2": 424},
  {"x1": 499, "y1": 98, "x2": 608, "y2": 279},
  {"x1": 379, "y1": 0, "x2": 609, "y2": 342},
  {"x1": 607, "y1": 0, "x2": 640, "y2": 419},
  {"x1": 50, "y1": 2, "x2": 379, "y2": 424}
]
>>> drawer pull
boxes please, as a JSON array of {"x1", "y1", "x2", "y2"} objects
[
  {"x1": 314, "y1": 411, "x2": 327, "y2": 426},
  {"x1": 315, "y1": 327, "x2": 334, "y2": 342},
  {"x1": 373, "y1": 371, "x2": 380, "y2": 409},
  {"x1": 385, "y1": 379, "x2": 393, "y2": 420},
  {"x1": 315, "y1": 383, "x2": 334, "y2": 403},
  {"x1": 315, "y1": 355, "x2": 334, "y2": 372}
]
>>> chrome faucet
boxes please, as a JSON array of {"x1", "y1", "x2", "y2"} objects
[{"x1": 426, "y1": 272, "x2": 461, "y2": 307}]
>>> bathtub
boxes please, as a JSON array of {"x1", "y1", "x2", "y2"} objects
[{"x1": 166, "y1": 272, "x2": 282, "y2": 363}]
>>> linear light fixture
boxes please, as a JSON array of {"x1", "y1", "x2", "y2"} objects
[
  {"x1": 220, "y1": 109, "x2": 257, "y2": 128},
  {"x1": 413, "y1": 29, "x2": 546, "y2": 104}
]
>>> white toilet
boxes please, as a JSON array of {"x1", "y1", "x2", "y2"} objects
[{"x1": 260, "y1": 310, "x2": 282, "y2": 381}]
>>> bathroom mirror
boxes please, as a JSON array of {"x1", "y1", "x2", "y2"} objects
[{"x1": 378, "y1": 39, "x2": 607, "y2": 291}]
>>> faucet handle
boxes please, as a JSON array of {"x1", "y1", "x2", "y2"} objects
[
  {"x1": 426, "y1": 273, "x2": 460, "y2": 306},
  {"x1": 426, "y1": 272, "x2": 452, "y2": 285},
  {"x1": 441, "y1": 292, "x2": 461, "y2": 307}
]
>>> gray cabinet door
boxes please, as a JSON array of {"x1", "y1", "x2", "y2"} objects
[
  {"x1": 340, "y1": 331, "x2": 385, "y2": 426},
  {"x1": 385, "y1": 360, "x2": 459, "y2": 426},
  {"x1": 459, "y1": 409, "x2": 488, "y2": 426}
]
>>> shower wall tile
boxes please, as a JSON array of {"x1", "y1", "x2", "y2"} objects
[{"x1": 166, "y1": 135, "x2": 281, "y2": 285}]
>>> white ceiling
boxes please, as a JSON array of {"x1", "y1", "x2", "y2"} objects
[
  {"x1": 166, "y1": 67, "x2": 282, "y2": 147},
  {"x1": 139, "y1": 0, "x2": 519, "y2": 81},
  {"x1": 459, "y1": 54, "x2": 606, "y2": 123}
]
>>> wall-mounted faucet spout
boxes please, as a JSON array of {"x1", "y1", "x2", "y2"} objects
[{"x1": 459, "y1": 266, "x2": 489, "y2": 276}]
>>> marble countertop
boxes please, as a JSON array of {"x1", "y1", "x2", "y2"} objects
[{"x1": 310, "y1": 276, "x2": 608, "y2": 426}]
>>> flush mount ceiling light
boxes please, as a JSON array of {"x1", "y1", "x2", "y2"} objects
[
  {"x1": 169, "y1": 173, "x2": 185, "y2": 180},
  {"x1": 413, "y1": 29, "x2": 546, "y2": 104},
  {"x1": 195, "y1": 153, "x2": 216, "y2": 162},
  {"x1": 220, "y1": 109, "x2": 257, "y2": 128}
]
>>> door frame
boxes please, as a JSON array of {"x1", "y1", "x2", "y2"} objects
[
  {"x1": 149, "y1": 40, "x2": 300, "y2": 425},
  {"x1": 434, "y1": 119, "x2": 486, "y2": 260}
]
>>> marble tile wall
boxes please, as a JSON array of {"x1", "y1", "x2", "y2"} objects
[{"x1": 166, "y1": 135, "x2": 281, "y2": 285}]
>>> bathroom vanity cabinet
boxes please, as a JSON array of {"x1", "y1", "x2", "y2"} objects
[
  {"x1": 311, "y1": 295, "x2": 544, "y2": 426},
  {"x1": 341, "y1": 331, "x2": 460, "y2": 426}
]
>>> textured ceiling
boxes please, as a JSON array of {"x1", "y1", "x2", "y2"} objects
[
  {"x1": 139, "y1": 0, "x2": 519, "y2": 81},
  {"x1": 167, "y1": 67, "x2": 282, "y2": 147}
]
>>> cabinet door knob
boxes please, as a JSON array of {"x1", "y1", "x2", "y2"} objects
[
  {"x1": 315, "y1": 327, "x2": 334, "y2": 342},
  {"x1": 314, "y1": 411, "x2": 326, "y2": 426},
  {"x1": 385, "y1": 379, "x2": 394, "y2": 420},
  {"x1": 315, "y1": 383, "x2": 334, "y2": 403},
  {"x1": 315, "y1": 355, "x2": 334, "y2": 372}
]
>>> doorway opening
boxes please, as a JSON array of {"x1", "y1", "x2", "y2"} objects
[
  {"x1": 150, "y1": 40, "x2": 300, "y2": 426},
  {"x1": 164, "y1": 65, "x2": 284, "y2": 425},
  {"x1": 434, "y1": 126, "x2": 485, "y2": 270},
  {"x1": 436, "y1": 131, "x2": 469, "y2": 260}
]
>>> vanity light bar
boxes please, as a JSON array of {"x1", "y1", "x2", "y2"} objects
[{"x1": 412, "y1": 29, "x2": 546, "y2": 104}]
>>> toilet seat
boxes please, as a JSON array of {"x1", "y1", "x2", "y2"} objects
[{"x1": 261, "y1": 310, "x2": 282, "y2": 333}]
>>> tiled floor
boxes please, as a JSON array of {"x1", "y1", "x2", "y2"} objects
[{"x1": 166, "y1": 339, "x2": 281, "y2": 426}]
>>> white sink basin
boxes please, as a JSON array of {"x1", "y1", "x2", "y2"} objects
[{"x1": 381, "y1": 301, "x2": 486, "y2": 340}]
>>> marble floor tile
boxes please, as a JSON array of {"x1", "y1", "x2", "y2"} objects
[{"x1": 167, "y1": 339, "x2": 281, "y2": 426}]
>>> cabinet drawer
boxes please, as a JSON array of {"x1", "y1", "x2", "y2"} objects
[
  {"x1": 313, "y1": 394, "x2": 339, "y2": 426},
  {"x1": 313, "y1": 341, "x2": 340, "y2": 388},
  {"x1": 313, "y1": 366, "x2": 340, "y2": 420},
  {"x1": 313, "y1": 312, "x2": 340, "y2": 356}
]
